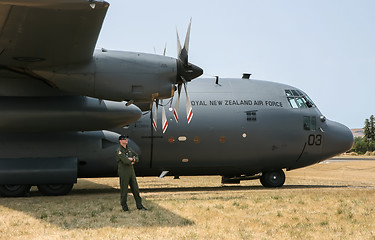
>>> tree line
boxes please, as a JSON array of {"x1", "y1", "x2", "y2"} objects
[{"x1": 351, "y1": 115, "x2": 375, "y2": 154}]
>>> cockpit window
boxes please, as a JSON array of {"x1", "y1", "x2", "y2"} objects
[
  {"x1": 287, "y1": 97, "x2": 298, "y2": 108},
  {"x1": 285, "y1": 90, "x2": 293, "y2": 97},
  {"x1": 285, "y1": 89, "x2": 315, "y2": 109},
  {"x1": 291, "y1": 90, "x2": 300, "y2": 96},
  {"x1": 295, "y1": 97, "x2": 306, "y2": 108}
]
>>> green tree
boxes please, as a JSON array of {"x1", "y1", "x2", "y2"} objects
[
  {"x1": 364, "y1": 119, "x2": 371, "y2": 139},
  {"x1": 352, "y1": 115, "x2": 375, "y2": 154},
  {"x1": 352, "y1": 137, "x2": 375, "y2": 154},
  {"x1": 363, "y1": 116, "x2": 375, "y2": 140},
  {"x1": 370, "y1": 115, "x2": 375, "y2": 140}
]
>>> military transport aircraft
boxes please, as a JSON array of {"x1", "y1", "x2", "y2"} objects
[{"x1": 0, "y1": 0, "x2": 353, "y2": 197}]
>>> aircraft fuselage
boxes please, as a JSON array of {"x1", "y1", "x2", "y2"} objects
[{"x1": 121, "y1": 78, "x2": 353, "y2": 178}]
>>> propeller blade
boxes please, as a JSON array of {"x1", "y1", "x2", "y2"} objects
[
  {"x1": 173, "y1": 84, "x2": 182, "y2": 123},
  {"x1": 183, "y1": 18, "x2": 192, "y2": 57},
  {"x1": 177, "y1": 18, "x2": 192, "y2": 66},
  {"x1": 176, "y1": 18, "x2": 203, "y2": 82},
  {"x1": 184, "y1": 82, "x2": 193, "y2": 124},
  {"x1": 161, "y1": 100, "x2": 168, "y2": 133},
  {"x1": 152, "y1": 100, "x2": 158, "y2": 131},
  {"x1": 176, "y1": 29, "x2": 182, "y2": 58}
]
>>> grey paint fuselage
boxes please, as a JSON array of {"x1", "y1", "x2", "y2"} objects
[{"x1": 121, "y1": 78, "x2": 354, "y2": 177}]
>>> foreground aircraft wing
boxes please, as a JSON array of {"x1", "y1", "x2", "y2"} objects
[{"x1": 0, "y1": 0, "x2": 109, "y2": 68}]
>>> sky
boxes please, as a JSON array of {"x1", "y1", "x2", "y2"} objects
[{"x1": 96, "y1": 0, "x2": 375, "y2": 129}]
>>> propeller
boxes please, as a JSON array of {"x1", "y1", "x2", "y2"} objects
[
  {"x1": 153, "y1": 18, "x2": 202, "y2": 132},
  {"x1": 173, "y1": 84, "x2": 182, "y2": 122},
  {"x1": 161, "y1": 100, "x2": 168, "y2": 133},
  {"x1": 173, "y1": 18, "x2": 201, "y2": 124},
  {"x1": 152, "y1": 43, "x2": 169, "y2": 133},
  {"x1": 152, "y1": 99, "x2": 169, "y2": 133},
  {"x1": 152, "y1": 100, "x2": 158, "y2": 132},
  {"x1": 183, "y1": 80, "x2": 193, "y2": 124}
]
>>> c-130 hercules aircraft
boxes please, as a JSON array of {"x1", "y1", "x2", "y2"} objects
[{"x1": 0, "y1": 0, "x2": 353, "y2": 197}]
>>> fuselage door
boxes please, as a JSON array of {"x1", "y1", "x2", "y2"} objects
[
  {"x1": 304, "y1": 116, "x2": 323, "y2": 150},
  {"x1": 298, "y1": 116, "x2": 324, "y2": 162}
]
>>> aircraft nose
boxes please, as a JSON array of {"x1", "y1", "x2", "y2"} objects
[{"x1": 323, "y1": 120, "x2": 354, "y2": 157}]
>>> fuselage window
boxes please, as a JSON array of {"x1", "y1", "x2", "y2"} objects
[
  {"x1": 311, "y1": 116, "x2": 317, "y2": 130},
  {"x1": 303, "y1": 116, "x2": 317, "y2": 131},
  {"x1": 178, "y1": 136, "x2": 187, "y2": 142},
  {"x1": 303, "y1": 116, "x2": 310, "y2": 130}
]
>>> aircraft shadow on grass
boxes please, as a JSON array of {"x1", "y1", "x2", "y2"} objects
[
  {"x1": 0, "y1": 180, "x2": 195, "y2": 229},
  {"x1": 0, "y1": 180, "x2": 361, "y2": 230}
]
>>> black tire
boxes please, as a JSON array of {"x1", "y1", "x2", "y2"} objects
[
  {"x1": 37, "y1": 184, "x2": 73, "y2": 196},
  {"x1": 0, "y1": 184, "x2": 31, "y2": 197},
  {"x1": 260, "y1": 170, "x2": 285, "y2": 188}
]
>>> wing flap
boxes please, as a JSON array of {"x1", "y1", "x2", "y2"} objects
[{"x1": 0, "y1": 1, "x2": 109, "y2": 68}]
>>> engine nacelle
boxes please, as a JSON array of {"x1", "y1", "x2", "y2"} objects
[
  {"x1": 33, "y1": 49, "x2": 177, "y2": 102},
  {"x1": 0, "y1": 95, "x2": 142, "y2": 132}
]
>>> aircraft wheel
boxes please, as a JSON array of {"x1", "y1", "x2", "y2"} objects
[
  {"x1": 0, "y1": 184, "x2": 31, "y2": 197},
  {"x1": 260, "y1": 170, "x2": 285, "y2": 188},
  {"x1": 37, "y1": 184, "x2": 73, "y2": 196}
]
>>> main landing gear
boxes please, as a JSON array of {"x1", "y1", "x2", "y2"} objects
[
  {"x1": 0, "y1": 184, "x2": 74, "y2": 197},
  {"x1": 0, "y1": 184, "x2": 31, "y2": 197}
]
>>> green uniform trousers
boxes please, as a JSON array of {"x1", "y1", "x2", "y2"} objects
[{"x1": 119, "y1": 167, "x2": 142, "y2": 209}]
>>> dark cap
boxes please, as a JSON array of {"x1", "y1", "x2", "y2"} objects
[{"x1": 118, "y1": 135, "x2": 128, "y2": 140}]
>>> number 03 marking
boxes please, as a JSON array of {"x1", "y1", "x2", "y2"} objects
[{"x1": 308, "y1": 134, "x2": 322, "y2": 146}]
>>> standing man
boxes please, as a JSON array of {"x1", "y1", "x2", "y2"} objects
[{"x1": 116, "y1": 135, "x2": 147, "y2": 211}]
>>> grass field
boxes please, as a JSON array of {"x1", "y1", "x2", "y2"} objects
[{"x1": 0, "y1": 159, "x2": 374, "y2": 239}]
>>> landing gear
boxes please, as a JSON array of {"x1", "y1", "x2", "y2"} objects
[
  {"x1": 260, "y1": 170, "x2": 285, "y2": 188},
  {"x1": 0, "y1": 184, "x2": 31, "y2": 197},
  {"x1": 37, "y1": 184, "x2": 74, "y2": 196},
  {"x1": 0, "y1": 184, "x2": 74, "y2": 197}
]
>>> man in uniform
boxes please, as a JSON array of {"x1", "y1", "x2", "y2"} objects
[{"x1": 116, "y1": 135, "x2": 147, "y2": 211}]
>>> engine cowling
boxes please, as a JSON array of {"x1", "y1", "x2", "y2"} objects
[{"x1": 33, "y1": 50, "x2": 182, "y2": 102}]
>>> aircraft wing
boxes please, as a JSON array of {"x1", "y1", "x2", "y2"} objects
[{"x1": 0, "y1": 0, "x2": 109, "y2": 68}]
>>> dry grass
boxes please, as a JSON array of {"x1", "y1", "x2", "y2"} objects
[{"x1": 0, "y1": 160, "x2": 375, "y2": 240}]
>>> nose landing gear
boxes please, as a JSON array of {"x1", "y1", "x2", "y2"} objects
[{"x1": 260, "y1": 170, "x2": 285, "y2": 188}]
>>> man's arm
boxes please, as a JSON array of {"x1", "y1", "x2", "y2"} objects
[
  {"x1": 129, "y1": 147, "x2": 139, "y2": 163},
  {"x1": 116, "y1": 148, "x2": 133, "y2": 166}
]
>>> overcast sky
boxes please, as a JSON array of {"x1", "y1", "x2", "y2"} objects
[{"x1": 96, "y1": 0, "x2": 375, "y2": 129}]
